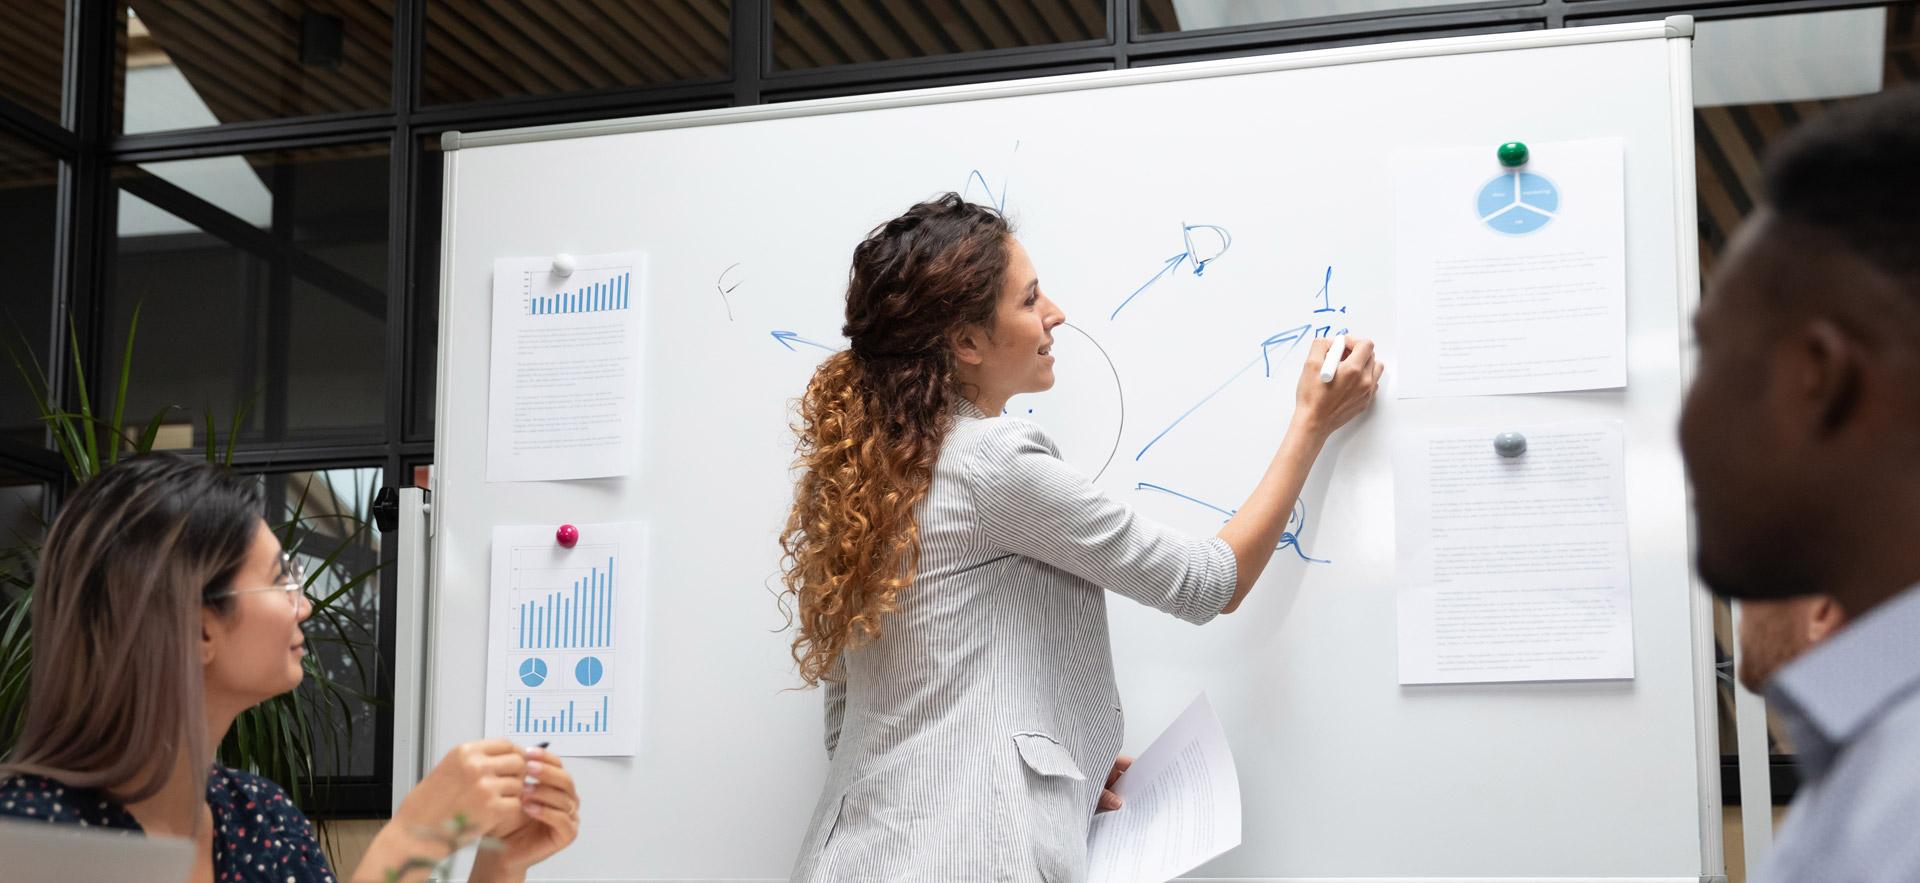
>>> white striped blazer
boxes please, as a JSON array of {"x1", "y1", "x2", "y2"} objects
[{"x1": 789, "y1": 400, "x2": 1238, "y2": 883}]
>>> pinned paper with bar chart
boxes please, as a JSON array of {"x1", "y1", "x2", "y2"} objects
[
  {"x1": 485, "y1": 522, "x2": 645, "y2": 756},
  {"x1": 486, "y1": 251, "x2": 646, "y2": 482}
]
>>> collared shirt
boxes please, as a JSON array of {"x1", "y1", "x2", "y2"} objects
[{"x1": 1755, "y1": 582, "x2": 1920, "y2": 883}]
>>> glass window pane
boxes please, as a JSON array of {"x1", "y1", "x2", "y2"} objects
[
  {"x1": 0, "y1": 0, "x2": 66, "y2": 124},
  {"x1": 117, "y1": 2, "x2": 394, "y2": 134},
  {"x1": 408, "y1": 137, "x2": 442, "y2": 441},
  {"x1": 0, "y1": 132, "x2": 59, "y2": 448},
  {"x1": 1693, "y1": 3, "x2": 1915, "y2": 290},
  {"x1": 1137, "y1": 0, "x2": 1505, "y2": 35},
  {"x1": 774, "y1": 0, "x2": 1104, "y2": 71},
  {"x1": 109, "y1": 143, "x2": 390, "y2": 448},
  {"x1": 0, "y1": 470, "x2": 46, "y2": 599},
  {"x1": 268, "y1": 467, "x2": 384, "y2": 781},
  {"x1": 422, "y1": 1, "x2": 731, "y2": 106}
]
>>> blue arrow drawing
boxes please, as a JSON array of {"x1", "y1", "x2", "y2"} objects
[
  {"x1": 1110, "y1": 222, "x2": 1234, "y2": 320},
  {"x1": 1135, "y1": 482, "x2": 1328, "y2": 563},
  {"x1": 770, "y1": 330, "x2": 842, "y2": 353},
  {"x1": 1134, "y1": 323, "x2": 1313, "y2": 462}
]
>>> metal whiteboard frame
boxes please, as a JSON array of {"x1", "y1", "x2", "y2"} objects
[{"x1": 399, "y1": 16, "x2": 1727, "y2": 880}]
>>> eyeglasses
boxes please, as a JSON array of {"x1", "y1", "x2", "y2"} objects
[{"x1": 208, "y1": 552, "x2": 308, "y2": 611}]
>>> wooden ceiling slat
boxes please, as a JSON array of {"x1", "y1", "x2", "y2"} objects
[
  {"x1": 261, "y1": 0, "x2": 394, "y2": 108},
  {"x1": 952, "y1": 0, "x2": 1021, "y2": 49},
  {"x1": 1139, "y1": 0, "x2": 1180, "y2": 33},
  {"x1": 475, "y1": 1, "x2": 600, "y2": 92},
  {"x1": 201, "y1": 0, "x2": 382, "y2": 111},
  {"x1": 870, "y1": 0, "x2": 951, "y2": 56},
  {"x1": 772, "y1": 3, "x2": 841, "y2": 68},
  {"x1": 486, "y1": 1, "x2": 625, "y2": 89},
  {"x1": 440, "y1": 3, "x2": 576, "y2": 96},
  {"x1": 1698, "y1": 107, "x2": 1763, "y2": 213},
  {"x1": 1031, "y1": 1, "x2": 1082, "y2": 43},
  {"x1": 422, "y1": 6, "x2": 533, "y2": 101},
  {"x1": 1067, "y1": 0, "x2": 1105, "y2": 36},
  {"x1": 138, "y1": 1, "x2": 366, "y2": 118},
  {"x1": 679, "y1": 0, "x2": 731, "y2": 39},
  {"x1": 541, "y1": 1, "x2": 663, "y2": 85},
  {"x1": 920, "y1": 0, "x2": 990, "y2": 55},
  {"x1": 322, "y1": 0, "x2": 407, "y2": 100},
  {"x1": 589, "y1": 0, "x2": 720, "y2": 81},
  {"x1": 797, "y1": 0, "x2": 883, "y2": 64},
  {"x1": 130, "y1": 3, "x2": 285, "y2": 120},
  {"x1": 832, "y1": 0, "x2": 913, "y2": 61},
  {"x1": 573, "y1": 5, "x2": 689, "y2": 83},
  {"x1": 425, "y1": 22, "x2": 543, "y2": 103},
  {"x1": 642, "y1": 0, "x2": 732, "y2": 71},
  {"x1": 993, "y1": 2, "x2": 1055, "y2": 45}
]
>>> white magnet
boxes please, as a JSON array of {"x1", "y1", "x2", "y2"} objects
[{"x1": 552, "y1": 253, "x2": 577, "y2": 277}]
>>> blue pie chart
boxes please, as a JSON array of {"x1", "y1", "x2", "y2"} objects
[
  {"x1": 576, "y1": 656, "x2": 605, "y2": 687},
  {"x1": 518, "y1": 657, "x2": 548, "y2": 687},
  {"x1": 1477, "y1": 171, "x2": 1559, "y2": 235}
]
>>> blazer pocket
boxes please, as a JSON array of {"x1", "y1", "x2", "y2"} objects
[
  {"x1": 1013, "y1": 731, "x2": 1087, "y2": 781},
  {"x1": 1011, "y1": 732, "x2": 1089, "y2": 883}
]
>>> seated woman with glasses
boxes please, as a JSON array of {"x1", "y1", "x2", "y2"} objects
[{"x1": 0, "y1": 453, "x2": 580, "y2": 883}]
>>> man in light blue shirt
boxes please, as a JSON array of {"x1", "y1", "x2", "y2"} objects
[{"x1": 1679, "y1": 84, "x2": 1920, "y2": 883}]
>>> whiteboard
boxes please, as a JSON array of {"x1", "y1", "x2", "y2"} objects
[{"x1": 422, "y1": 18, "x2": 1719, "y2": 881}]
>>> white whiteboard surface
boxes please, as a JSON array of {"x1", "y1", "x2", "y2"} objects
[{"x1": 425, "y1": 19, "x2": 1717, "y2": 881}]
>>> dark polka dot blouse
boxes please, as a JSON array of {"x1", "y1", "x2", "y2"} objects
[{"x1": 0, "y1": 766, "x2": 337, "y2": 883}]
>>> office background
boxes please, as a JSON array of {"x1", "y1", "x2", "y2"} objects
[{"x1": 0, "y1": 0, "x2": 1911, "y2": 877}]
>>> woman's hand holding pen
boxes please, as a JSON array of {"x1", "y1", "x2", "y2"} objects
[
  {"x1": 1293, "y1": 336, "x2": 1383, "y2": 439},
  {"x1": 473, "y1": 746, "x2": 582, "y2": 881}
]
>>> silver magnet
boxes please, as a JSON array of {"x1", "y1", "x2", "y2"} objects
[{"x1": 1494, "y1": 431, "x2": 1527, "y2": 458}]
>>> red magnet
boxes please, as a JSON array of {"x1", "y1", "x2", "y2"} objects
[{"x1": 556, "y1": 524, "x2": 579, "y2": 548}]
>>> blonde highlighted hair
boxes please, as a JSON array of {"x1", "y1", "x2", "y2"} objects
[{"x1": 780, "y1": 194, "x2": 1012, "y2": 686}]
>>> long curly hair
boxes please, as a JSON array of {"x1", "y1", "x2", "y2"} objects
[{"x1": 780, "y1": 193, "x2": 1013, "y2": 687}]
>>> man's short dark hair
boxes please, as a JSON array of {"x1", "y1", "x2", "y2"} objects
[{"x1": 1763, "y1": 84, "x2": 1920, "y2": 286}]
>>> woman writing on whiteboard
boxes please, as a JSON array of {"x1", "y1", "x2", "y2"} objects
[
  {"x1": 781, "y1": 193, "x2": 1382, "y2": 881},
  {"x1": 0, "y1": 454, "x2": 581, "y2": 883}
]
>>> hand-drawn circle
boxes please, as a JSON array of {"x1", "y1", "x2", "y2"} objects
[{"x1": 1056, "y1": 322, "x2": 1125, "y2": 482}]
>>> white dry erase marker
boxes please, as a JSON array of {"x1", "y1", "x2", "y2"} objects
[{"x1": 1318, "y1": 335, "x2": 1347, "y2": 383}]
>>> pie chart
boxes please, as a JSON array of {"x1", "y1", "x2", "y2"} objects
[
  {"x1": 576, "y1": 656, "x2": 605, "y2": 687},
  {"x1": 1477, "y1": 170, "x2": 1559, "y2": 235},
  {"x1": 518, "y1": 657, "x2": 549, "y2": 687}
]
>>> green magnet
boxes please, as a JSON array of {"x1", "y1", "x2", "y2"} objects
[
  {"x1": 1497, "y1": 141, "x2": 1530, "y2": 168},
  {"x1": 1494, "y1": 432, "x2": 1528, "y2": 458}
]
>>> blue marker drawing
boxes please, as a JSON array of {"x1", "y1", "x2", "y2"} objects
[
  {"x1": 1135, "y1": 482, "x2": 1328, "y2": 563},
  {"x1": 962, "y1": 141, "x2": 1020, "y2": 211},
  {"x1": 1109, "y1": 223, "x2": 1234, "y2": 320},
  {"x1": 1134, "y1": 324, "x2": 1313, "y2": 461},
  {"x1": 770, "y1": 330, "x2": 842, "y2": 353},
  {"x1": 1311, "y1": 266, "x2": 1344, "y2": 316}
]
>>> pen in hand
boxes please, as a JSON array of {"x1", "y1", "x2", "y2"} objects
[{"x1": 1318, "y1": 335, "x2": 1347, "y2": 383}]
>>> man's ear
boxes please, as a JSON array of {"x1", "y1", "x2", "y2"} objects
[
  {"x1": 1805, "y1": 595, "x2": 1847, "y2": 644},
  {"x1": 1790, "y1": 319, "x2": 1863, "y2": 438},
  {"x1": 948, "y1": 325, "x2": 986, "y2": 367}
]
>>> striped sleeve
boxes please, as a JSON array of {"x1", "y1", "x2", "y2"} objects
[
  {"x1": 823, "y1": 674, "x2": 846, "y2": 758},
  {"x1": 966, "y1": 419, "x2": 1237, "y2": 625}
]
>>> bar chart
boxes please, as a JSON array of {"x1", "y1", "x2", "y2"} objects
[
  {"x1": 526, "y1": 268, "x2": 632, "y2": 315},
  {"x1": 490, "y1": 521, "x2": 644, "y2": 756},
  {"x1": 514, "y1": 555, "x2": 613, "y2": 650},
  {"x1": 509, "y1": 694, "x2": 611, "y2": 735}
]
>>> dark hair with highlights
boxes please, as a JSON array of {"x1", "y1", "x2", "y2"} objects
[
  {"x1": 779, "y1": 193, "x2": 1013, "y2": 687},
  {"x1": 1, "y1": 453, "x2": 262, "y2": 807}
]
